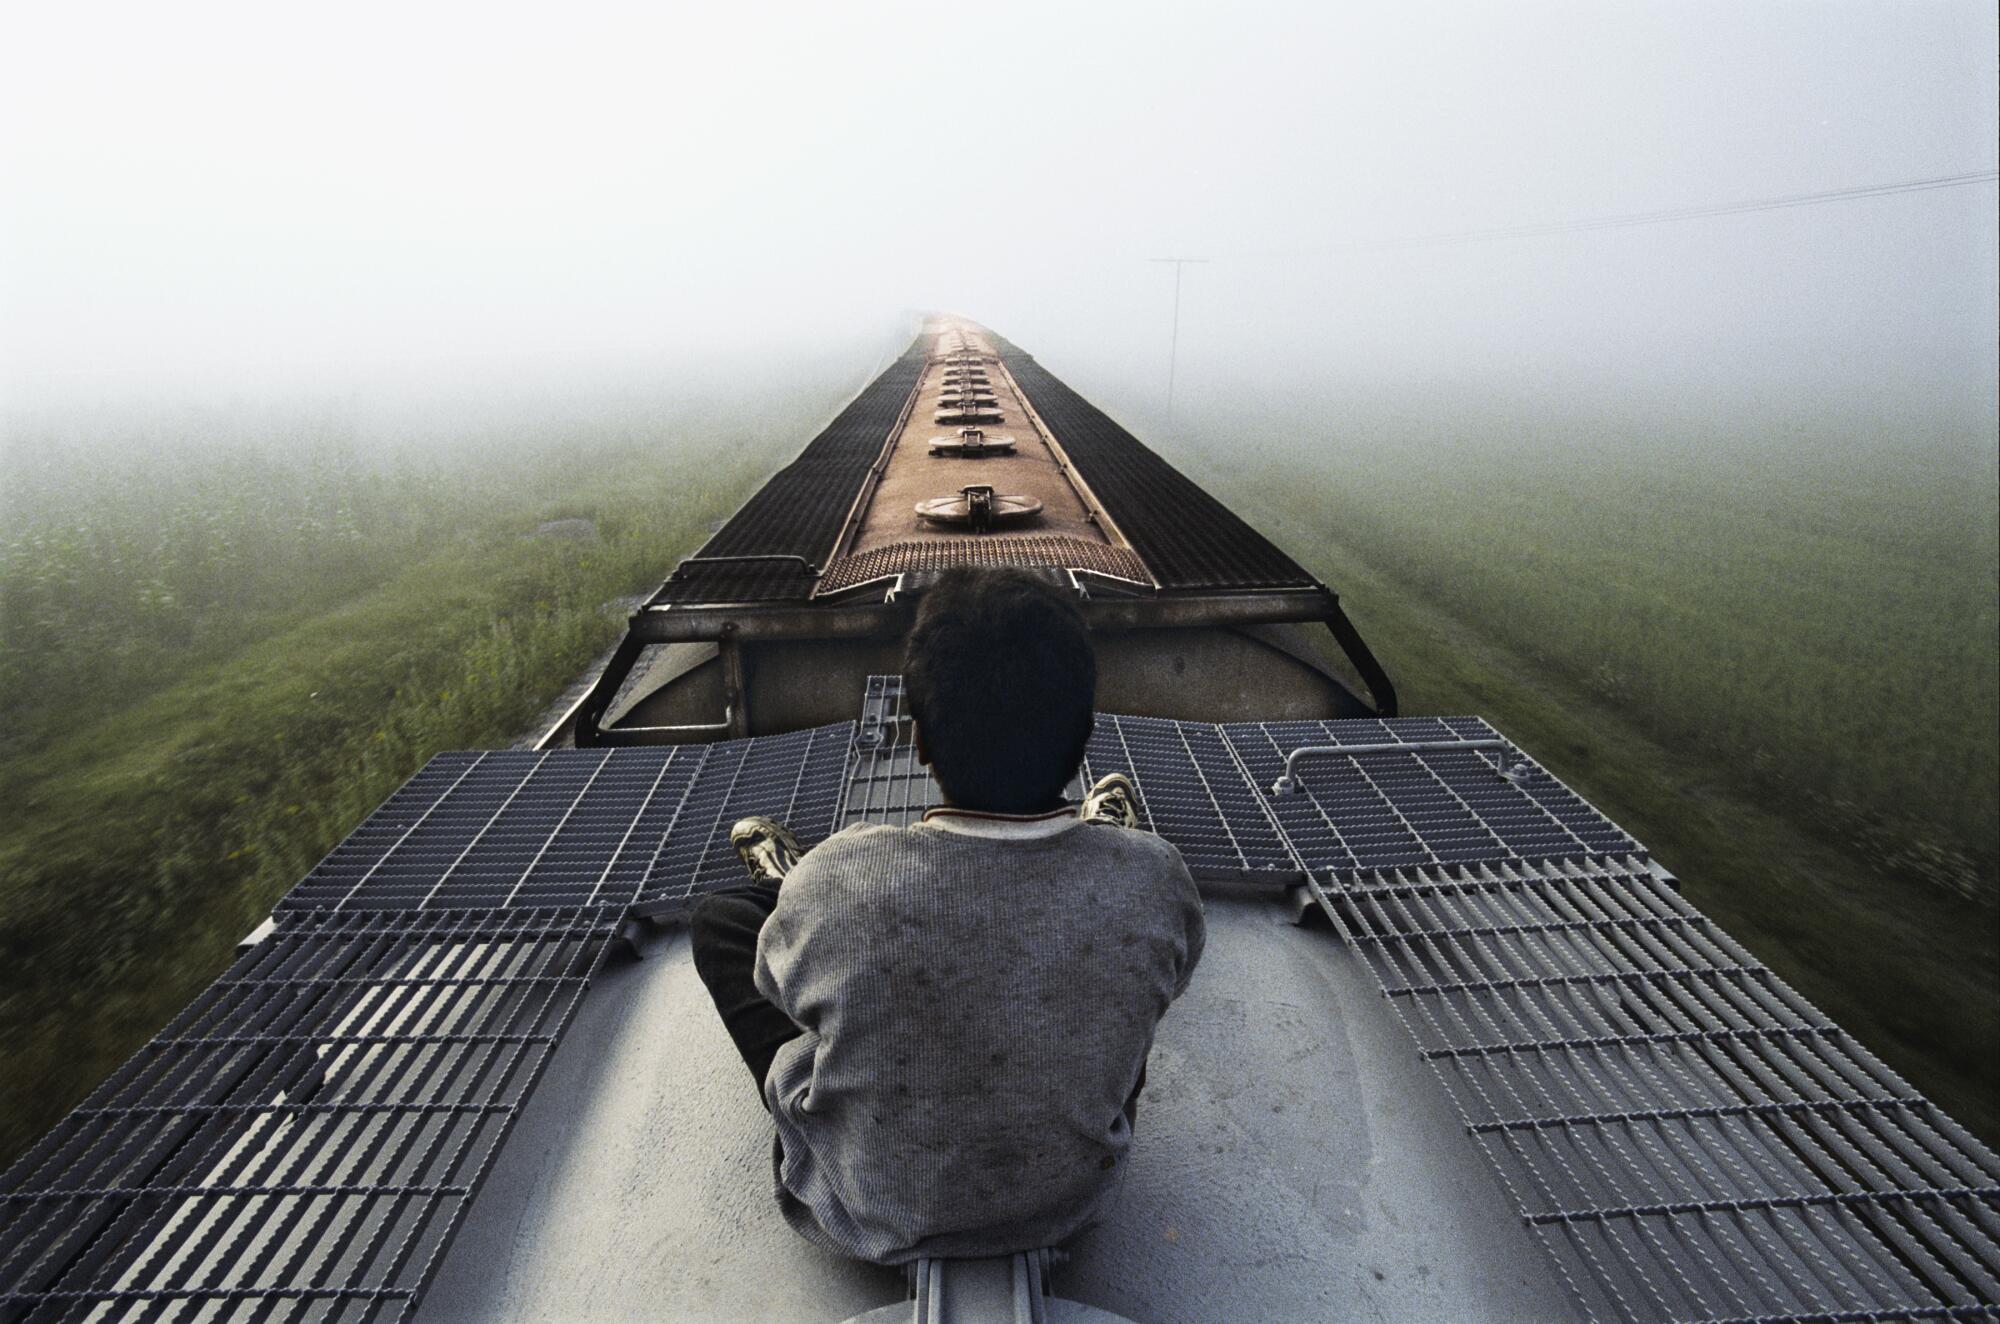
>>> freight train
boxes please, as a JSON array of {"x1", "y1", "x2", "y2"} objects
[{"x1": 2, "y1": 319, "x2": 1995, "y2": 1323}]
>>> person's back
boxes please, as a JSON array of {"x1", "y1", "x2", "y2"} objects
[
  {"x1": 759, "y1": 810, "x2": 1200, "y2": 1261},
  {"x1": 690, "y1": 567, "x2": 1204, "y2": 1264}
]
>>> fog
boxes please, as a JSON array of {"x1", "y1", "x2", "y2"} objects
[
  {"x1": 3, "y1": 0, "x2": 1999, "y2": 1176},
  {"x1": 2, "y1": 0, "x2": 1994, "y2": 461}
]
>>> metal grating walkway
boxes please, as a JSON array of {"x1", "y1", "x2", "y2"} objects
[
  {"x1": 633, "y1": 722, "x2": 852, "y2": 914},
  {"x1": 7, "y1": 692, "x2": 1996, "y2": 1322},
  {"x1": 0, "y1": 907, "x2": 614, "y2": 1322},
  {"x1": 840, "y1": 676, "x2": 941, "y2": 829},
  {"x1": 0, "y1": 730, "x2": 858, "y2": 1320},
  {"x1": 1221, "y1": 716, "x2": 1639, "y2": 876},
  {"x1": 1084, "y1": 713, "x2": 1297, "y2": 874},
  {"x1": 1010, "y1": 710, "x2": 2000, "y2": 1320},
  {"x1": 279, "y1": 731, "x2": 856, "y2": 919},
  {"x1": 647, "y1": 340, "x2": 931, "y2": 605},
  {"x1": 990, "y1": 337, "x2": 1320, "y2": 592},
  {"x1": 1324, "y1": 857, "x2": 2000, "y2": 1322},
  {"x1": 817, "y1": 535, "x2": 1152, "y2": 595},
  {"x1": 840, "y1": 677, "x2": 1085, "y2": 830},
  {"x1": 279, "y1": 749, "x2": 704, "y2": 912},
  {"x1": 1076, "y1": 713, "x2": 1635, "y2": 878}
]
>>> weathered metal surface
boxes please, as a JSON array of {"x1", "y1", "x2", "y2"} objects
[
  {"x1": 852, "y1": 325, "x2": 1113, "y2": 556},
  {"x1": 913, "y1": 488, "x2": 1045, "y2": 529},
  {"x1": 0, "y1": 907, "x2": 622, "y2": 1322},
  {"x1": 927, "y1": 428, "x2": 1016, "y2": 457},
  {"x1": 575, "y1": 317, "x2": 1397, "y2": 741},
  {"x1": 411, "y1": 900, "x2": 1572, "y2": 1324},
  {"x1": 1312, "y1": 856, "x2": 2000, "y2": 1322},
  {"x1": 819, "y1": 537, "x2": 1151, "y2": 594},
  {"x1": 988, "y1": 333, "x2": 1320, "y2": 592},
  {"x1": 12, "y1": 693, "x2": 1999, "y2": 1320},
  {"x1": 643, "y1": 318, "x2": 1349, "y2": 607},
  {"x1": 648, "y1": 342, "x2": 929, "y2": 607}
]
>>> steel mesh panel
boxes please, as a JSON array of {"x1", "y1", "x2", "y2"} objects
[
  {"x1": 0, "y1": 906, "x2": 619, "y2": 1322},
  {"x1": 642, "y1": 325, "x2": 1322, "y2": 601},
  {"x1": 649, "y1": 340, "x2": 931, "y2": 605},
  {"x1": 14, "y1": 674, "x2": 1996, "y2": 1323},
  {"x1": 1083, "y1": 714, "x2": 1297, "y2": 874},
  {"x1": 1223, "y1": 716, "x2": 1639, "y2": 876},
  {"x1": 989, "y1": 338, "x2": 1316, "y2": 591},
  {"x1": 841, "y1": 677, "x2": 942, "y2": 829},
  {"x1": 634, "y1": 721, "x2": 853, "y2": 912},
  {"x1": 840, "y1": 708, "x2": 1631, "y2": 879},
  {"x1": 817, "y1": 536, "x2": 1152, "y2": 594},
  {"x1": 281, "y1": 749, "x2": 702, "y2": 912},
  {"x1": 2, "y1": 725, "x2": 857, "y2": 1315},
  {"x1": 1319, "y1": 857, "x2": 2000, "y2": 1323},
  {"x1": 840, "y1": 736, "x2": 941, "y2": 829},
  {"x1": 282, "y1": 732, "x2": 853, "y2": 920},
  {"x1": 839, "y1": 678, "x2": 1083, "y2": 829},
  {"x1": 645, "y1": 557, "x2": 822, "y2": 603}
]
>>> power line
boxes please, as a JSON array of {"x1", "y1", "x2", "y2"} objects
[
  {"x1": 1147, "y1": 257, "x2": 1209, "y2": 423},
  {"x1": 1140, "y1": 171, "x2": 1989, "y2": 418},
  {"x1": 1241, "y1": 170, "x2": 1999, "y2": 259}
]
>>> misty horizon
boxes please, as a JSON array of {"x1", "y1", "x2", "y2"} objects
[{"x1": 2, "y1": 1, "x2": 1994, "y2": 458}]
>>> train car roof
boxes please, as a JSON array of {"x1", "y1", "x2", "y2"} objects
[
  {"x1": 3, "y1": 324, "x2": 1997, "y2": 1323},
  {"x1": 649, "y1": 320, "x2": 1316, "y2": 608}
]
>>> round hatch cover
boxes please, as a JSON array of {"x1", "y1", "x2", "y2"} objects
[
  {"x1": 929, "y1": 429, "x2": 1017, "y2": 456},
  {"x1": 915, "y1": 485, "x2": 1043, "y2": 531}
]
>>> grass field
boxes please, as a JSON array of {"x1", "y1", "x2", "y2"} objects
[
  {"x1": 0, "y1": 370, "x2": 854, "y2": 1165},
  {"x1": 1183, "y1": 389, "x2": 1999, "y2": 883},
  {"x1": 1159, "y1": 394, "x2": 2000, "y2": 1143},
  {"x1": 1, "y1": 354, "x2": 1995, "y2": 1168}
]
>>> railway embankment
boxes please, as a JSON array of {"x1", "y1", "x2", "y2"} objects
[
  {"x1": 1178, "y1": 418, "x2": 2000, "y2": 1147},
  {"x1": 0, "y1": 397, "x2": 820, "y2": 1168}
]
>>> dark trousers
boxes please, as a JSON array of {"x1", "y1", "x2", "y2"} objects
[
  {"x1": 689, "y1": 879, "x2": 1147, "y2": 1124},
  {"x1": 689, "y1": 883, "x2": 801, "y2": 1100}
]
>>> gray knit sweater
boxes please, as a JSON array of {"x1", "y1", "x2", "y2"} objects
[{"x1": 752, "y1": 814, "x2": 1205, "y2": 1264}]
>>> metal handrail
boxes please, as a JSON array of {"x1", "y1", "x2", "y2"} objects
[
  {"x1": 674, "y1": 554, "x2": 819, "y2": 575},
  {"x1": 1269, "y1": 738, "x2": 1531, "y2": 795},
  {"x1": 601, "y1": 705, "x2": 735, "y2": 738}
]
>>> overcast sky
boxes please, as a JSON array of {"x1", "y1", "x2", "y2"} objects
[{"x1": 2, "y1": 0, "x2": 1993, "y2": 439}]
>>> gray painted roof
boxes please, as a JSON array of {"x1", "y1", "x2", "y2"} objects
[{"x1": 415, "y1": 895, "x2": 1573, "y2": 1324}]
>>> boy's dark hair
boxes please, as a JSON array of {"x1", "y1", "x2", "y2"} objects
[{"x1": 904, "y1": 567, "x2": 1096, "y2": 814}]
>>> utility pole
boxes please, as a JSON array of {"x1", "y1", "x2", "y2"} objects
[{"x1": 1148, "y1": 257, "x2": 1208, "y2": 426}]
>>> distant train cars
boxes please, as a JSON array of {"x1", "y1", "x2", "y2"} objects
[
  {"x1": 8, "y1": 318, "x2": 1995, "y2": 1323},
  {"x1": 567, "y1": 317, "x2": 1398, "y2": 743}
]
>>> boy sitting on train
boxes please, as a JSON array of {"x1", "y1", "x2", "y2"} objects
[{"x1": 688, "y1": 566, "x2": 1206, "y2": 1265}]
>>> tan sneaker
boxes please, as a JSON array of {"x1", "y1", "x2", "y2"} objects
[
  {"x1": 730, "y1": 816, "x2": 803, "y2": 882},
  {"x1": 1081, "y1": 773, "x2": 1140, "y2": 829}
]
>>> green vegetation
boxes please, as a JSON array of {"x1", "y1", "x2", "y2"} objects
[
  {"x1": 1169, "y1": 405, "x2": 2000, "y2": 1143},
  {"x1": 0, "y1": 379, "x2": 841, "y2": 1165},
  {"x1": 2, "y1": 362, "x2": 1994, "y2": 1167}
]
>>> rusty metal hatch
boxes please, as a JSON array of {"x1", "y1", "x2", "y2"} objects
[{"x1": 817, "y1": 535, "x2": 1154, "y2": 593}]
